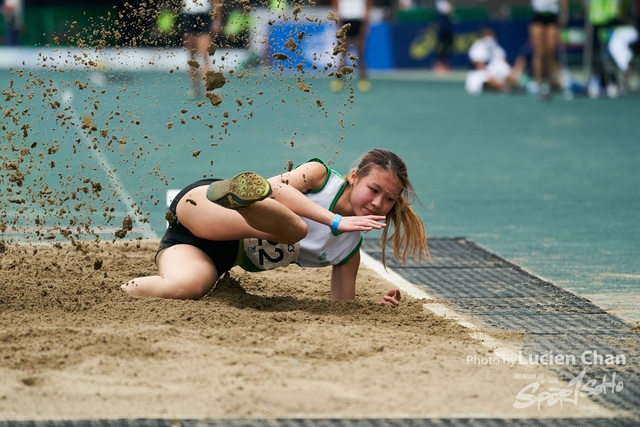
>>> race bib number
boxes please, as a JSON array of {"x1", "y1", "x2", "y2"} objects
[{"x1": 243, "y1": 238, "x2": 300, "y2": 270}]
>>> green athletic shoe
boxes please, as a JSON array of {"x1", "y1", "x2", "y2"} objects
[{"x1": 206, "y1": 172, "x2": 272, "y2": 210}]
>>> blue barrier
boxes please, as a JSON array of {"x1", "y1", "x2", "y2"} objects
[
  {"x1": 366, "y1": 23, "x2": 395, "y2": 69},
  {"x1": 268, "y1": 21, "x2": 335, "y2": 71},
  {"x1": 267, "y1": 20, "x2": 539, "y2": 71},
  {"x1": 391, "y1": 20, "x2": 530, "y2": 68}
]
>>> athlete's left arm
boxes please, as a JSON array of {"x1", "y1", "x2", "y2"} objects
[
  {"x1": 330, "y1": 252, "x2": 402, "y2": 305},
  {"x1": 268, "y1": 162, "x2": 335, "y2": 227},
  {"x1": 269, "y1": 162, "x2": 384, "y2": 232},
  {"x1": 330, "y1": 251, "x2": 359, "y2": 301}
]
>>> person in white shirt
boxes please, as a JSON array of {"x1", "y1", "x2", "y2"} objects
[
  {"x1": 180, "y1": 0, "x2": 222, "y2": 97},
  {"x1": 433, "y1": 0, "x2": 454, "y2": 73},
  {"x1": 331, "y1": 0, "x2": 372, "y2": 92},
  {"x1": 122, "y1": 149, "x2": 430, "y2": 305},
  {"x1": 529, "y1": 0, "x2": 568, "y2": 97},
  {"x1": 465, "y1": 27, "x2": 523, "y2": 95},
  {"x1": 2, "y1": 0, "x2": 23, "y2": 46}
]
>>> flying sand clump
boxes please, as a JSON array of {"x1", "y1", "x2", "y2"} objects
[{"x1": 205, "y1": 71, "x2": 227, "y2": 91}]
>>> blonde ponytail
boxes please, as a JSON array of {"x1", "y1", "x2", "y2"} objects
[{"x1": 381, "y1": 193, "x2": 430, "y2": 268}]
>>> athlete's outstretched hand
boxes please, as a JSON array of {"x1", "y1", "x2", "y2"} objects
[
  {"x1": 379, "y1": 289, "x2": 401, "y2": 306},
  {"x1": 337, "y1": 215, "x2": 386, "y2": 232}
]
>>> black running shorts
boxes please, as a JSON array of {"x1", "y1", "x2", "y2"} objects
[{"x1": 157, "y1": 179, "x2": 239, "y2": 275}]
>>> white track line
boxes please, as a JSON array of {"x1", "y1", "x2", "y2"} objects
[
  {"x1": 59, "y1": 83, "x2": 158, "y2": 240},
  {"x1": 359, "y1": 250, "x2": 520, "y2": 361}
]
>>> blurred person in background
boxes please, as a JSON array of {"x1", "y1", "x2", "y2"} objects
[
  {"x1": 529, "y1": 0, "x2": 568, "y2": 98},
  {"x1": 2, "y1": 0, "x2": 23, "y2": 46},
  {"x1": 331, "y1": 0, "x2": 372, "y2": 92},
  {"x1": 433, "y1": 0, "x2": 455, "y2": 73},
  {"x1": 606, "y1": 0, "x2": 640, "y2": 92},
  {"x1": 588, "y1": 0, "x2": 622, "y2": 97},
  {"x1": 465, "y1": 27, "x2": 524, "y2": 95},
  {"x1": 180, "y1": 0, "x2": 222, "y2": 98}
]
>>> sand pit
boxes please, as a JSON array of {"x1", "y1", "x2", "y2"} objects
[{"x1": 0, "y1": 241, "x2": 617, "y2": 420}]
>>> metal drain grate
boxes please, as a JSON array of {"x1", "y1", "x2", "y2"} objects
[
  {"x1": 396, "y1": 267, "x2": 568, "y2": 298},
  {"x1": 444, "y1": 296, "x2": 607, "y2": 314},
  {"x1": 361, "y1": 238, "x2": 512, "y2": 269}
]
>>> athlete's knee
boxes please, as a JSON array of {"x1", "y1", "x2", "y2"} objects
[
  {"x1": 164, "y1": 279, "x2": 214, "y2": 300},
  {"x1": 275, "y1": 218, "x2": 307, "y2": 244},
  {"x1": 288, "y1": 218, "x2": 308, "y2": 243}
]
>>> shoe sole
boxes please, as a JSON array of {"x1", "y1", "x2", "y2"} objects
[{"x1": 206, "y1": 172, "x2": 272, "y2": 209}]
